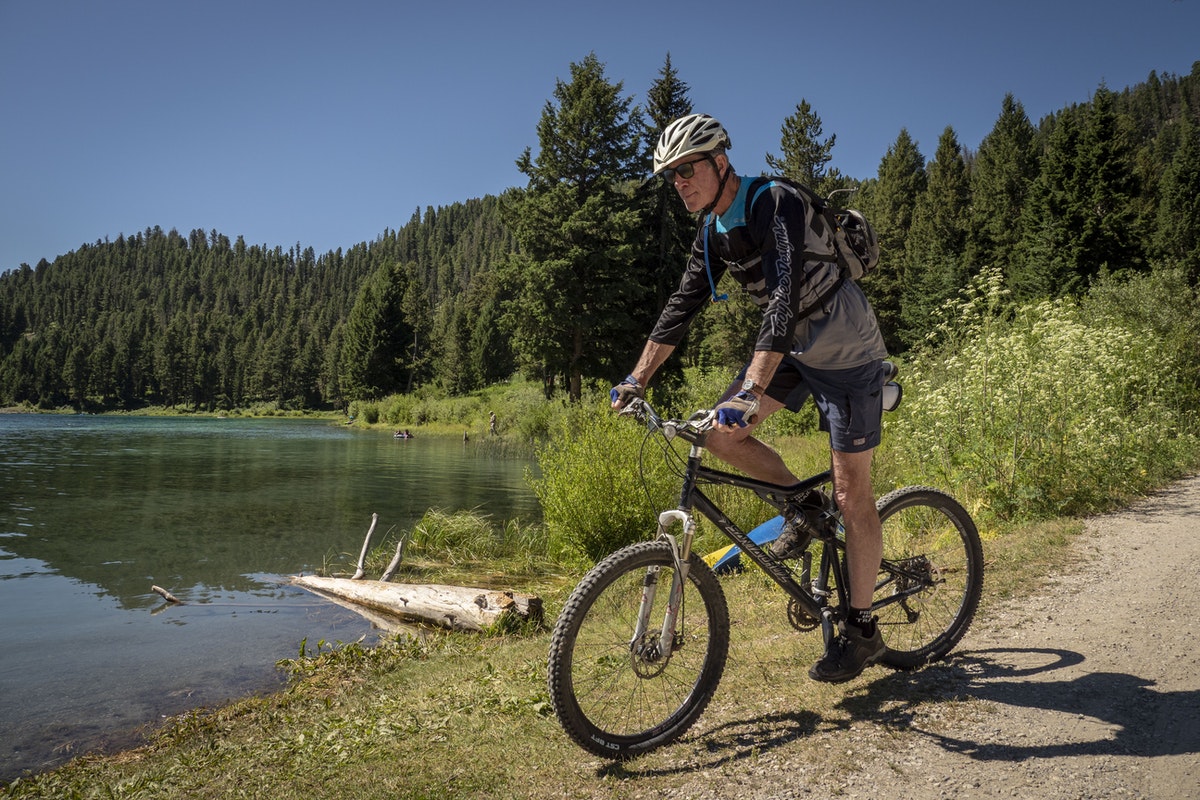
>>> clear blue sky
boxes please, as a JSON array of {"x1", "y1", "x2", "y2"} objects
[{"x1": 2, "y1": 0, "x2": 1197, "y2": 273}]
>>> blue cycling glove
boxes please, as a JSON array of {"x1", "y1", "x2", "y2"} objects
[
  {"x1": 715, "y1": 390, "x2": 760, "y2": 427},
  {"x1": 610, "y1": 374, "x2": 644, "y2": 408}
]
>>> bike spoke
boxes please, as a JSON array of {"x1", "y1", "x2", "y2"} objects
[{"x1": 873, "y1": 487, "x2": 983, "y2": 668}]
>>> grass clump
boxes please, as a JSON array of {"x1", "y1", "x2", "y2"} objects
[
  {"x1": 347, "y1": 377, "x2": 564, "y2": 445},
  {"x1": 345, "y1": 508, "x2": 560, "y2": 596}
]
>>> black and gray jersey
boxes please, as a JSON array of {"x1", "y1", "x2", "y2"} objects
[{"x1": 649, "y1": 176, "x2": 886, "y2": 368}]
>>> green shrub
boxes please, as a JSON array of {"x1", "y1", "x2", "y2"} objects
[
  {"x1": 529, "y1": 397, "x2": 680, "y2": 564},
  {"x1": 527, "y1": 376, "x2": 826, "y2": 566},
  {"x1": 348, "y1": 399, "x2": 380, "y2": 425},
  {"x1": 1083, "y1": 266, "x2": 1200, "y2": 396},
  {"x1": 890, "y1": 266, "x2": 1199, "y2": 522}
]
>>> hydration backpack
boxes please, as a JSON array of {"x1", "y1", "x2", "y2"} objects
[{"x1": 747, "y1": 178, "x2": 880, "y2": 281}]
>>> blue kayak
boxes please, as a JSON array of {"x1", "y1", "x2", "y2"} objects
[{"x1": 702, "y1": 516, "x2": 785, "y2": 574}]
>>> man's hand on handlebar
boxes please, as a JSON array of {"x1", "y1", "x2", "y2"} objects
[
  {"x1": 610, "y1": 374, "x2": 644, "y2": 409},
  {"x1": 714, "y1": 390, "x2": 759, "y2": 428}
]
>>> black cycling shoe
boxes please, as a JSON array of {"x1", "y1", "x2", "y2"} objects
[
  {"x1": 808, "y1": 622, "x2": 885, "y2": 683},
  {"x1": 770, "y1": 489, "x2": 832, "y2": 560}
]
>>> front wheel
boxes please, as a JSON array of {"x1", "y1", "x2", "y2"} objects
[
  {"x1": 873, "y1": 486, "x2": 984, "y2": 669},
  {"x1": 546, "y1": 540, "x2": 730, "y2": 759}
]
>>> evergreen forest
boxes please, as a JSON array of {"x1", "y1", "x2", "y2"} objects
[{"x1": 2, "y1": 55, "x2": 1198, "y2": 413}]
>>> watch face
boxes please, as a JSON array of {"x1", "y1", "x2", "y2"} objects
[{"x1": 742, "y1": 379, "x2": 756, "y2": 392}]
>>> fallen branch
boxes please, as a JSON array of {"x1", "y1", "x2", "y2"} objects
[
  {"x1": 351, "y1": 513, "x2": 379, "y2": 580},
  {"x1": 151, "y1": 585, "x2": 182, "y2": 604},
  {"x1": 380, "y1": 535, "x2": 407, "y2": 583}
]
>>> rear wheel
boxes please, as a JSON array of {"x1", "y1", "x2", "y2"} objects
[
  {"x1": 546, "y1": 541, "x2": 730, "y2": 758},
  {"x1": 873, "y1": 486, "x2": 983, "y2": 669}
]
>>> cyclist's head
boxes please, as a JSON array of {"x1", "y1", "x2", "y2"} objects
[{"x1": 652, "y1": 114, "x2": 732, "y2": 176}]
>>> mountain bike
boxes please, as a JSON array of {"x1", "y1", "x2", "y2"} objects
[{"x1": 546, "y1": 392, "x2": 983, "y2": 759}]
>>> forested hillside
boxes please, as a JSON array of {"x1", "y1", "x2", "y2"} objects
[
  {"x1": 0, "y1": 199, "x2": 514, "y2": 411},
  {"x1": 1, "y1": 57, "x2": 1197, "y2": 412}
]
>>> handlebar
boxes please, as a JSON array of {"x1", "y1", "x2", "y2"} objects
[
  {"x1": 618, "y1": 398, "x2": 716, "y2": 443},
  {"x1": 617, "y1": 359, "x2": 902, "y2": 435}
]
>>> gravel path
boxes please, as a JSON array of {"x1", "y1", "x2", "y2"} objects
[
  {"x1": 842, "y1": 474, "x2": 1200, "y2": 800},
  {"x1": 659, "y1": 475, "x2": 1200, "y2": 800}
]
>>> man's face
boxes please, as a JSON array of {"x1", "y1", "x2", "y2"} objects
[{"x1": 665, "y1": 153, "x2": 723, "y2": 213}]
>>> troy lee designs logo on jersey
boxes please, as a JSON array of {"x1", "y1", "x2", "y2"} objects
[{"x1": 766, "y1": 214, "x2": 794, "y2": 338}]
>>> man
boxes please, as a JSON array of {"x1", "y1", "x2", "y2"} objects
[{"x1": 610, "y1": 113, "x2": 889, "y2": 683}]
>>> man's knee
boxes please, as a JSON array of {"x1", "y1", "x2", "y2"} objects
[
  {"x1": 706, "y1": 427, "x2": 752, "y2": 457},
  {"x1": 831, "y1": 449, "x2": 875, "y2": 502}
]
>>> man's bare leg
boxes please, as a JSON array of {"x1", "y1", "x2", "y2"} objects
[
  {"x1": 830, "y1": 448, "x2": 882, "y2": 609},
  {"x1": 705, "y1": 395, "x2": 800, "y2": 486}
]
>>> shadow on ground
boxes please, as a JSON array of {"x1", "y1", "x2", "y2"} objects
[{"x1": 601, "y1": 646, "x2": 1199, "y2": 778}]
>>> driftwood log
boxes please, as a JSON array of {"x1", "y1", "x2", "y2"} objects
[
  {"x1": 292, "y1": 575, "x2": 542, "y2": 633},
  {"x1": 151, "y1": 585, "x2": 182, "y2": 604}
]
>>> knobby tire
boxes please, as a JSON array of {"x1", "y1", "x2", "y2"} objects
[
  {"x1": 873, "y1": 486, "x2": 984, "y2": 669},
  {"x1": 546, "y1": 540, "x2": 730, "y2": 759}
]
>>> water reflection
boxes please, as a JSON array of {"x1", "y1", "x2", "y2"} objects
[
  {"x1": 0, "y1": 414, "x2": 540, "y2": 606},
  {"x1": 0, "y1": 413, "x2": 541, "y2": 780}
]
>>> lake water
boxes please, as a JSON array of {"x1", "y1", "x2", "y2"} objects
[{"x1": 0, "y1": 413, "x2": 540, "y2": 782}]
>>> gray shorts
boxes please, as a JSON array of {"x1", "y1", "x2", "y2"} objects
[{"x1": 744, "y1": 356, "x2": 885, "y2": 453}]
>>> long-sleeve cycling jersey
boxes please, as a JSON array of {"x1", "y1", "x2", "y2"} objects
[{"x1": 648, "y1": 175, "x2": 887, "y2": 369}]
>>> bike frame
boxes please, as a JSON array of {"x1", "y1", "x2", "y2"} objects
[{"x1": 646, "y1": 434, "x2": 852, "y2": 653}]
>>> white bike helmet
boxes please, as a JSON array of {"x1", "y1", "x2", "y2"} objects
[{"x1": 653, "y1": 114, "x2": 732, "y2": 175}]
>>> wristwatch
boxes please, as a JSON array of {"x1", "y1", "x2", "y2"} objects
[{"x1": 741, "y1": 378, "x2": 762, "y2": 396}]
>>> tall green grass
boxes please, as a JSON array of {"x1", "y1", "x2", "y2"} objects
[
  {"x1": 529, "y1": 374, "x2": 830, "y2": 564},
  {"x1": 348, "y1": 378, "x2": 562, "y2": 443},
  {"x1": 353, "y1": 508, "x2": 557, "y2": 592},
  {"x1": 528, "y1": 398, "x2": 677, "y2": 564}
]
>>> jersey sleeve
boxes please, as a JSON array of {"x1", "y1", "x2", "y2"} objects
[{"x1": 648, "y1": 235, "x2": 724, "y2": 346}]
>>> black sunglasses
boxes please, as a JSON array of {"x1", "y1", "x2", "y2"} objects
[{"x1": 661, "y1": 155, "x2": 711, "y2": 183}]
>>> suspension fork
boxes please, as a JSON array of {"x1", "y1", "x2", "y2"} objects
[{"x1": 631, "y1": 450, "x2": 702, "y2": 659}]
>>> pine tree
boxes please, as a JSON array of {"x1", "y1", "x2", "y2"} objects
[
  {"x1": 632, "y1": 54, "x2": 699, "y2": 393},
  {"x1": 1013, "y1": 109, "x2": 1084, "y2": 298},
  {"x1": 465, "y1": 273, "x2": 515, "y2": 388},
  {"x1": 340, "y1": 262, "x2": 411, "y2": 399},
  {"x1": 503, "y1": 53, "x2": 648, "y2": 400},
  {"x1": 862, "y1": 128, "x2": 926, "y2": 351},
  {"x1": 1154, "y1": 113, "x2": 1200, "y2": 277},
  {"x1": 765, "y1": 99, "x2": 837, "y2": 190},
  {"x1": 968, "y1": 94, "x2": 1038, "y2": 278},
  {"x1": 1074, "y1": 85, "x2": 1145, "y2": 281},
  {"x1": 642, "y1": 54, "x2": 696, "y2": 311},
  {"x1": 902, "y1": 126, "x2": 970, "y2": 344}
]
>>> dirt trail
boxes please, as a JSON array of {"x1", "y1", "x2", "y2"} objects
[
  {"x1": 670, "y1": 475, "x2": 1200, "y2": 800},
  {"x1": 824, "y1": 476, "x2": 1199, "y2": 799}
]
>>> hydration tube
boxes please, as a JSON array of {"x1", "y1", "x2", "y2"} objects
[{"x1": 702, "y1": 214, "x2": 728, "y2": 303}]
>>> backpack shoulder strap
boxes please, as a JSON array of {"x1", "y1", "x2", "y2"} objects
[
  {"x1": 743, "y1": 176, "x2": 774, "y2": 219},
  {"x1": 745, "y1": 176, "x2": 838, "y2": 264}
]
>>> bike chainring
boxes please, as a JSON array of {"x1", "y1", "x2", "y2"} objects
[{"x1": 786, "y1": 597, "x2": 820, "y2": 632}]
